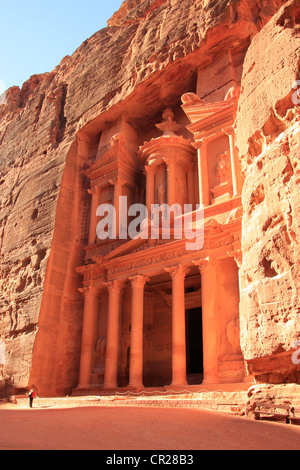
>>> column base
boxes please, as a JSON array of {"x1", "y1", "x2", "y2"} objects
[
  {"x1": 202, "y1": 378, "x2": 219, "y2": 385},
  {"x1": 77, "y1": 384, "x2": 91, "y2": 390},
  {"x1": 72, "y1": 385, "x2": 94, "y2": 396},
  {"x1": 165, "y1": 382, "x2": 188, "y2": 391},
  {"x1": 99, "y1": 386, "x2": 120, "y2": 396},
  {"x1": 127, "y1": 384, "x2": 144, "y2": 393},
  {"x1": 102, "y1": 383, "x2": 118, "y2": 390}
]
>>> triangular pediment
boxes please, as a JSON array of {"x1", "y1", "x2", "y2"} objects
[
  {"x1": 100, "y1": 233, "x2": 177, "y2": 262},
  {"x1": 94, "y1": 214, "x2": 237, "y2": 264},
  {"x1": 101, "y1": 237, "x2": 148, "y2": 261}
]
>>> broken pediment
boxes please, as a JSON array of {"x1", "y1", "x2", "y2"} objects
[{"x1": 82, "y1": 131, "x2": 142, "y2": 189}]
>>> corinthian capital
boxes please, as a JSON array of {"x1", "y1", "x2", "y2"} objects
[
  {"x1": 104, "y1": 280, "x2": 125, "y2": 295},
  {"x1": 109, "y1": 176, "x2": 127, "y2": 187},
  {"x1": 129, "y1": 275, "x2": 150, "y2": 288},
  {"x1": 164, "y1": 264, "x2": 190, "y2": 280},
  {"x1": 191, "y1": 138, "x2": 204, "y2": 150},
  {"x1": 78, "y1": 285, "x2": 100, "y2": 296},
  {"x1": 227, "y1": 250, "x2": 242, "y2": 269},
  {"x1": 87, "y1": 186, "x2": 100, "y2": 196},
  {"x1": 144, "y1": 165, "x2": 156, "y2": 175},
  {"x1": 163, "y1": 157, "x2": 177, "y2": 167},
  {"x1": 192, "y1": 257, "x2": 211, "y2": 273}
]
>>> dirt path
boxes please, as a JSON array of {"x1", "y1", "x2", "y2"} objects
[{"x1": 0, "y1": 405, "x2": 300, "y2": 450}]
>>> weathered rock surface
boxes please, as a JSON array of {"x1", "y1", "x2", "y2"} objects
[
  {"x1": 246, "y1": 383, "x2": 300, "y2": 416},
  {"x1": 236, "y1": 0, "x2": 300, "y2": 383},
  {"x1": 0, "y1": 0, "x2": 298, "y2": 396}
]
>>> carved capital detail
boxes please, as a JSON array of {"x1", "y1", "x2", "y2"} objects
[
  {"x1": 163, "y1": 156, "x2": 177, "y2": 167},
  {"x1": 192, "y1": 138, "x2": 204, "y2": 150},
  {"x1": 129, "y1": 274, "x2": 150, "y2": 289},
  {"x1": 227, "y1": 250, "x2": 242, "y2": 268},
  {"x1": 144, "y1": 165, "x2": 156, "y2": 175},
  {"x1": 78, "y1": 285, "x2": 100, "y2": 296},
  {"x1": 109, "y1": 176, "x2": 127, "y2": 187},
  {"x1": 87, "y1": 186, "x2": 100, "y2": 196},
  {"x1": 222, "y1": 126, "x2": 235, "y2": 136},
  {"x1": 104, "y1": 280, "x2": 125, "y2": 295},
  {"x1": 192, "y1": 257, "x2": 211, "y2": 273},
  {"x1": 164, "y1": 264, "x2": 190, "y2": 280}
]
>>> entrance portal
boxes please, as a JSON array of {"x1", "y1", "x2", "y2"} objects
[{"x1": 186, "y1": 307, "x2": 203, "y2": 384}]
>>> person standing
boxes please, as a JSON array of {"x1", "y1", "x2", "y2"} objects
[{"x1": 28, "y1": 390, "x2": 37, "y2": 408}]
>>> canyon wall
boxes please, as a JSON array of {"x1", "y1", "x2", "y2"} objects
[
  {"x1": 236, "y1": 0, "x2": 300, "y2": 383},
  {"x1": 0, "y1": 0, "x2": 298, "y2": 396}
]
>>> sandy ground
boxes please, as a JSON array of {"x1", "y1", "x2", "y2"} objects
[{"x1": 0, "y1": 400, "x2": 300, "y2": 450}]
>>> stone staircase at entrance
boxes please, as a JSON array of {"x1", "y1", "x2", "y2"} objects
[{"x1": 3, "y1": 383, "x2": 255, "y2": 416}]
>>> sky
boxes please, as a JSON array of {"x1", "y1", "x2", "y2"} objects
[{"x1": 0, "y1": 0, "x2": 124, "y2": 95}]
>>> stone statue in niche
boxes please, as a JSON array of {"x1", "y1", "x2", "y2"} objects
[
  {"x1": 226, "y1": 319, "x2": 242, "y2": 355},
  {"x1": 220, "y1": 318, "x2": 241, "y2": 356},
  {"x1": 215, "y1": 152, "x2": 229, "y2": 184},
  {"x1": 155, "y1": 109, "x2": 183, "y2": 137}
]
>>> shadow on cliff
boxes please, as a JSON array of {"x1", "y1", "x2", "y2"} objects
[{"x1": 0, "y1": 376, "x2": 15, "y2": 399}]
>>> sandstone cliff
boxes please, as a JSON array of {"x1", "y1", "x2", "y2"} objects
[
  {"x1": 0, "y1": 0, "x2": 298, "y2": 396},
  {"x1": 236, "y1": 0, "x2": 300, "y2": 383}
]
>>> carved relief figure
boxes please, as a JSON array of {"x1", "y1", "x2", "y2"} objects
[
  {"x1": 215, "y1": 152, "x2": 229, "y2": 183},
  {"x1": 94, "y1": 336, "x2": 106, "y2": 370}
]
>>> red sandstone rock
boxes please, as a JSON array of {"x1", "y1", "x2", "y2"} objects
[
  {"x1": 0, "y1": 0, "x2": 298, "y2": 399},
  {"x1": 236, "y1": 0, "x2": 300, "y2": 383}
]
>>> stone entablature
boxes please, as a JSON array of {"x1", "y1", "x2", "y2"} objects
[{"x1": 95, "y1": 220, "x2": 241, "y2": 281}]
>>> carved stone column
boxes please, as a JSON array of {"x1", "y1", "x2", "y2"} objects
[
  {"x1": 103, "y1": 280, "x2": 124, "y2": 389},
  {"x1": 164, "y1": 158, "x2": 177, "y2": 207},
  {"x1": 193, "y1": 139, "x2": 210, "y2": 206},
  {"x1": 227, "y1": 249, "x2": 243, "y2": 295},
  {"x1": 226, "y1": 249, "x2": 252, "y2": 383},
  {"x1": 187, "y1": 162, "x2": 196, "y2": 209},
  {"x1": 129, "y1": 275, "x2": 149, "y2": 389},
  {"x1": 78, "y1": 286, "x2": 100, "y2": 388},
  {"x1": 109, "y1": 177, "x2": 127, "y2": 238},
  {"x1": 223, "y1": 127, "x2": 243, "y2": 196},
  {"x1": 193, "y1": 258, "x2": 219, "y2": 384},
  {"x1": 88, "y1": 187, "x2": 100, "y2": 245},
  {"x1": 165, "y1": 264, "x2": 190, "y2": 386},
  {"x1": 145, "y1": 165, "x2": 155, "y2": 216}
]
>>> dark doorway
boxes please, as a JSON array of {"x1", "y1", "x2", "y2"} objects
[{"x1": 186, "y1": 307, "x2": 203, "y2": 384}]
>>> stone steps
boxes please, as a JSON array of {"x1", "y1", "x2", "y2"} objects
[
  {"x1": 71, "y1": 382, "x2": 253, "y2": 415},
  {"x1": 96, "y1": 391, "x2": 248, "y2": 416},
  {"x1": 8, "y1": 389, "x2": 249, "y2": 415}
]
